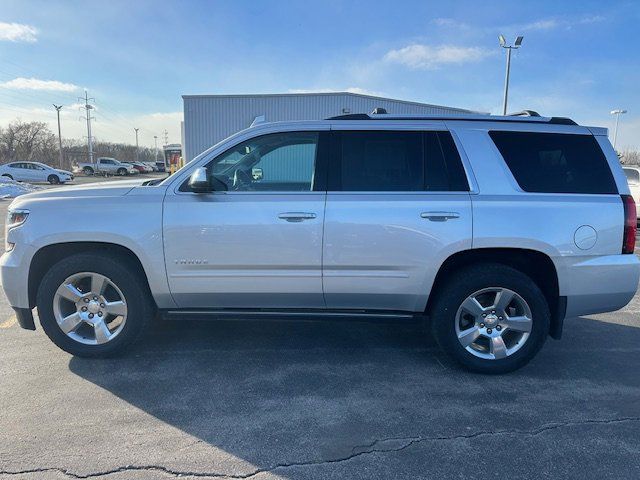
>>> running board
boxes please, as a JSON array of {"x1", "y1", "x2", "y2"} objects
[{"x1": 160, "y1": 308, "x2": 423, "y2": 322}]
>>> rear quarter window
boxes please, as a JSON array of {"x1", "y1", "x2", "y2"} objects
[{"x1": 489, "y1": 131, "x2": 617, "y2": 194}]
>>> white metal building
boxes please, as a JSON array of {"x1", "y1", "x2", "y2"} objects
[{"x1": 182, "y1": 92, "x2": 476, "y2": 162}]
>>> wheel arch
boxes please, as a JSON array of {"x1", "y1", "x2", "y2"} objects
[
  {"x1": 28, "y1": 242, "x2": 156, "y2": 311},
  {"x1": 426, "y1": 248, "x2": 564, "y2": 339}
]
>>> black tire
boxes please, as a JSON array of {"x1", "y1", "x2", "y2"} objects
[
  {"x1": 36, "y1": 252, "x2": 155, "y2": 357},
  {"x1": 430, "y1": 263, "x2": 550, "y2": 374},
  {"x1": 47, "y1": 174, "x2": 60, "y2": 185},
  {"x1": 117, "y1": 168, "x2": 127, "y2": 176},
  {"x1": 83, "y1": 167, "x2": 94, "y2": 175},
  {"x1": 2, "y1": 174, "x2": 13, "y2": 180}
]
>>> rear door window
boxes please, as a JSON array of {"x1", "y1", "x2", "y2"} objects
[
  {"x1": 489, "y1": 131, "x2": 617, "y2": 194},
  {"x1": 331, "y1": 131, "x2": 469, "y2": 192},
  {"x1": 335, "y1": 131, "x2": 424, "y2": 191}
]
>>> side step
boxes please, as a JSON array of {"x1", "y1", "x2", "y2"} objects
[{"x1": 160, "y1": 308, "x2": 426, "y2": 323}]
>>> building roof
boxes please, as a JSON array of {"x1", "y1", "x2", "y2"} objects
[{"x1": 182, "y1": 91, "x2": 478, "y2": 114}]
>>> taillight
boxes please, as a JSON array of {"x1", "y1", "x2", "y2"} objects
[{"x1": 621, "y1": 194, "x2": 637, "y2": 254}]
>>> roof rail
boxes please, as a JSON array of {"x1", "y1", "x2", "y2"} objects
[
  {"x1": 508, "y1": 110, "x2": 541, "y2": 117},
  {"x1": 326, "y1": 112, "x2": 578, "y2": 125}
]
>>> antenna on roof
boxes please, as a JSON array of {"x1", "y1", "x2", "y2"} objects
[{"x1": 371, "y1": 107, "x2": 388, "y2": 115}]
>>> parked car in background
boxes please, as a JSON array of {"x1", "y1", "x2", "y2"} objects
[
  {"x1": 143, "y1": 162, "x2": 159, "y2": 172},
  {"x1": 127, "y1": 162, "x2": 154, "y2": 174},
  {"x1": 73, "y1": 158, "x2": 137, "y2": 176},
  {"x1": 155, "y1": 161, "x2": 166, "y2": 172},
  {"x1": 3, "y1": 112, "x2": 638, "y2": 374},
  {"x1": 0, "y1": 161, "x2": 73, "y2": 184},
  {"x1": 122, "y1": 162, "x2": 145, "y2": 174},
  {"x1": 623, "y1": 166, "x2": 640, "y2": 220}
]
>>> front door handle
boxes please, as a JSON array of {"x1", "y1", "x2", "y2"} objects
[
  {"x1": 421, "y1": 211, "x2": 460, "y2": 221},
  {"x1": 278, "y1": 212, "x2": 317, "y2": 222}
]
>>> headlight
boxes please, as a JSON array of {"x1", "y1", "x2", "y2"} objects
[{"x1": 5, "y1": 208, "x2": 29, "y2": 252}]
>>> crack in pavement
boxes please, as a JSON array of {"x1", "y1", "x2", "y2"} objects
[{"x1": 2, "y1": 416, "x2": 639, "y2": 479}]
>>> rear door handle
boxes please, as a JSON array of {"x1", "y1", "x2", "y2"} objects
[
  {"x1": 421, "y1": 211, "x2": 460, "y2": 221},
  {"x1": 278, "y1": 212, "x2": 317, "y2": 222}
]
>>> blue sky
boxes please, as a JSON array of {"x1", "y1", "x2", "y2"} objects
[{"x1": 0, "y1": 0, "x2": 638, "y2": 148}]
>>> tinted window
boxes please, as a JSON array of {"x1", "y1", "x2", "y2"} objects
[
  {"x1": 624, "y1": 168, "x2": 639, "y2": 184},
  {"x1": 337, "y1": 131, "x2": 423, "y2": 191},
  {"x1": 489, "y1": 131, "x2": 617, "y2": 194},
  {"x1": 333, "y1": 131, "x2": 468, "y2": 192},
  {"x1": 206, "y1": 132, "x2": 319, "y2": 192}
]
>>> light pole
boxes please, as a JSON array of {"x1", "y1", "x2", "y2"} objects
[
  {"x1": 53, "y1": 104, "x2": 64, "y2": 168},
  {"x1": 153, "y1": 135, "x2": 158, "y2": 162},
  {"x1": 499, "y1": 35, "x2": 524, "y2": 115},
  {"x1": 610, "y1": 109, "x2": 627, "y2": 149},
  {"x1": 134, "y1": 128, "x2": 140, "y2": 162}
]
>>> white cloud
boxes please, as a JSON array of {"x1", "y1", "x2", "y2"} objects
[
  {"x1": 0, "y1": 22, "x2": 38, "y2": 42},
  {"x1": 432, "y1": 18, "x2": 471, "y2": 29},
  {"x1": 506, "y1": 14, "x2": 606, "y2": 32},
  {"x1": 0, "y1": 77, "x2": 79, "y2": 92},
  {"x1": 383, "y1": 44, "x2": 493, "y2": 70}
]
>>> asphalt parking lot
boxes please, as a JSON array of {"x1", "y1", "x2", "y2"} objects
[{"x1": 0, "y1": 193, "x2": 639, "y2": 479}]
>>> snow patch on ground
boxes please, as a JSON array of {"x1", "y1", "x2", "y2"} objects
[{"x1": 0, "y1": 176, "x2": 42, "y2": 198}]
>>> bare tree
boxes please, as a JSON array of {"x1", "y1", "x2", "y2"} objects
[
  {"x1": 620, "y1": 149, "x2": 640, "y2": 166},
  {"x1": 0, "y1": 120, "x2": 57, "y2": 164},
  {"x1": 0, "y1": 118, "x2": 165, "y2": 168}
]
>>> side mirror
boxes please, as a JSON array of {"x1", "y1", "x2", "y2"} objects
[{"x1": 188, "y1": 167, "x2": 210, "y2": 193}]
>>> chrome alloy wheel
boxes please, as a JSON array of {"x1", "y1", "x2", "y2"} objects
[
  {"x1": 455, "y1": 287, "x2": 533, "y2": 360},
  {"x1": 52, "y1": 272, "x2": 128, "y2": 345}
]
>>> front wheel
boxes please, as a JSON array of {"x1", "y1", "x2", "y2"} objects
[
  {"x1": 117, "y1": 168, "x2": 127, "y2": 176},
  {"x1": 430, "y1": 263, "x2": 550, "y2": 374},
  {"x1": 2, "y1": 174, "x2": 13, "y2": 180},
  {"x1": 36, "y1": 253, "x2": 155, "y2": 357},
  {"x1": 47, "y1": 174, "x2": 60, "y2": 185},
  {"x1": 83, "y1": 167, "x2": 94, "y2": 175}
]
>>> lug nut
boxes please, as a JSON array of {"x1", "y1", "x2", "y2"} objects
[
  {"x1": 491, "y1": 311, "x2": 495, "y2": 314},
  {"x1": 496, "y1": 325, "x2": 502, "y2": 331},
  {"x1": 487, "y1": 328, "x2": 492, "y2": 334},
  {"x1": 83, "y1": 298, "x2": 90, "y2": 303},
  {"x1": 93, "y1": 296, "x2": 98, "y2": 301},
  {"x1": 81, "y1": 306, "x2": 88, "y2": 312},
  {"x1": 482, "y1": 313, "x2": 486, "y2": 317},
  {"x1": 88, "y1": 313, "x2": 94, "y2": 319},
  {"x1": 100, "y1": 303, "x2": 105, "y2": 308},
  {"x1": 97, "y1": 311, "x2": 103, "y2": 317},
  {"x1": 499, "y1": 316, "x2": 503, "y2": 320},
  {"x1": 479, "y1": 323, "x2": 485, "y2": 328}
]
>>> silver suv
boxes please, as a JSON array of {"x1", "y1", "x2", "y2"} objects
[{"x1": 2, "y1": 112, "x2": 638, "y2": 373}]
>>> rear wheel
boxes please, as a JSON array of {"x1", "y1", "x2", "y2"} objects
[
  {"x1": 83, "y1": 166, "x2": 94, "y2": 175},
  {"x1": 47, "y1": 174, "x2": 60, "y2": 185},
  {"x1": 430, "y1": 263, "x2": 550, "y2": 374},
  {"x1": 2, "y1": 174, "x2": 13, "y2": 180},
  {"x1": 117, "y1": 168, "x2": 127, "y2": 176},
  {"x1": 36, "y1": 253, "x2": 154, "y2": 357}
]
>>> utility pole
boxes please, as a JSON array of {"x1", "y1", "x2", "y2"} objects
[
  {"x1": 154, "y1": 135, "x2": 158, "y2": 162},
  {"x1": 498, "y1": 35, "x2": 524, "y2": 115},
  {"x1": 134, "y1": 128, "x2": 140, "y2": 162},
  {"x1": 163, "y1": 129, "x2": 169, "y2": 146},
  {"x1": 53, "y1": 104, "x2": 64, "y2": 168},
  {"x1": 79, "y1": 90, "x2": 95, "y2": 169},
  {"x1": 610, "y1": 109, "x2": 627, "y2": 150}
]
